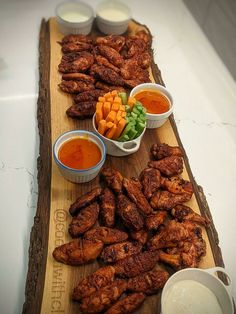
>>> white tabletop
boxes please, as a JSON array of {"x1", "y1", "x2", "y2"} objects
[{"x1": 0, "y1": 0, "x2": 235, "y2": 313}]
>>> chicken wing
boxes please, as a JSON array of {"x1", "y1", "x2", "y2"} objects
[
  {"x1": 124, "y1": 78, "x2": 151, "y2": 89},
  {"x1": 171, "y1": 204, "x2": 210, "y2": 226},
  {"x1": 97, "y1": 45, "x2": 123, "y2": 67},
  {"x1": 117, "y1": 194, "x2": 144, "y2": 231},
  {"x1": 84, "y1": 227, "x2": 128, "y2": 244},
  {"x1": 101, "y1": 167, "x2": 123, "y2": 194},
  {"x1": 123, "y1": 178, "x2": 153, "y2": 216},
  {"x1": 61, "y1": 41, "x2": 92, "y2": 54},
  {"x1": 80, "y1": 279, "x2": 127, "y2": 314},
  {"x1": 69, "y1": 187, "x2": 102, "y2": 216},
  {"x1": 90, "y1": 64, "x2": 124, "y2": 86},
  {"x1": 114, "y1": 250, "x2": 159, "y2": 278},
  {"x1": 69, "y1": 202, "x2": 99, "y2": 237},
  {"x1": 130, "y1": 229, "x2": 149, "y2": 246},
  {"x1": 52, "y1": 238, "x2": 103, "y2": 266},
  {"x1": 66, "y1": 102, "x2": 96, "y2": 119},
  {"x1": 127, "y1": 269, "x2": 169, "y2": 295},
  {"x1": 125, "y1": 37, "x2": 147, "y2": 58},
  {"x1": 150, "y1": 190, "x2": 192, "y2": 210},
  {"x1": 61, "y1": 34, "x2": 93, "y2": 44},
  {"x1": 59, "y1": 80, "x2": 95, "y2": 93},
  {"x1": 134, "y1": 30, "x2": 152, "y2": 46},
  {"x1": 73, "y1": 266, "x2": 115, "y2": 301},
  {"x1": 73, "y1": 89, "x2": 105, "y2": 103},
  {"x1": 120, "y1": 58, "x2": 150, "y2": 81},
  {"x1": 95, "y1": 35, "x2": 125, "y2": 52},
  {"x1": 101, "y1": 241, "x2": 142, "y2": 263},
  {"x1": 58, "y1": 52, "x2": 94, "y2": 73},
  {"x1": 95, "y1": 81, "x2": 125, "y2": 93},
  {"x1": 100, "y1": 188, "x2": 116, "y2": 227},
  {"x1": 148, "y1": 156, "x2": 184, "y2": 177},
  {"x1": 158, "y1": 250, "x2": 181, "y2": 269},
  {"x1": 161, "y1": 176, "x2": 193, "y2": 197},
  {"x1": 105, "y1": 293, "x2": 145, "y2": 314},
  {"x1": 139, "y1": 167, "x2": 161, "y2": 199},
  {"x1": 150, "y1": 143, "x2": 183, "y2": 160},
  {"x1": 94, "y1": 54, "x2": 120, "y2": 73},
  {"x1": 145, "y1": 211, "x2": 167, "y2": 230},
  {"x1": 62, "y1": 72, "x2": 95, "y2": 83}
]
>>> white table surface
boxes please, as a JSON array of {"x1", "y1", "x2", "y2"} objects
[{"x1": 0, "y1": 0, "x2": 235, "y2": 313}]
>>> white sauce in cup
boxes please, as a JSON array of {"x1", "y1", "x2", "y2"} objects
[
  {"x1": 97, "y1": 7, "x2": 129, "y2": 22},
  {"x1": 60, "y1": 11, "x2": 89, "y2": 23}
]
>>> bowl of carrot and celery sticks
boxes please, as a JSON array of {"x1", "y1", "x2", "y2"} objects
[{"x1": 92, "y1": 90, "x2": 147, "y2": 156}]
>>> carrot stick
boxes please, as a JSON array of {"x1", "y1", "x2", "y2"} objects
[{"x1": 98, "y1": 119, "x2": 107, "y2": 135}]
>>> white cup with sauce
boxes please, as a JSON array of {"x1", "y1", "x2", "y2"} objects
[{"x1": 161, "y1": 267, "x2": 234, "y2": 314}]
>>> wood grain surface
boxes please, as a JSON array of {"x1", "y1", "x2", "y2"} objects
[{"x1": 23, "y1": 18, "x2": 224, "y2": 314}]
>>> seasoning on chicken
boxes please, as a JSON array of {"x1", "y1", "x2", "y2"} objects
[
  {"x1": 84, "y1": 227, "x2": 128, "y2": 244},
  {"x1": 145, "y1": 211, "x2": 167, "y2": 231},
  {"x1": 113, "y1": 251, "x2": 159, "y2": 278},
  {"x1": 134, "y1": 52, "x2": 152, "y2": 69},
  {"x1": 69, "y1": 187, "x2": 103, "y2": 216},
  {"x1": 94, "y1": 54, "x2": 120, "y2": 73},
  {"x1": 150, "y1": 143, "x2": 183, "y2": 160},
  {"x1": 52, "y1": 238, "x2": 103, "y2": 266},
  {"x1": 99, "y1": 188, "x2": 116, "y2": 228},
  {"x1": 80, "y1": 279, "x2": 127, "y2": 314},
  {"x1": 158, "y1": 250, "x2": 181, "y2": 269},
  {"x1": 148, "y1": 156, "x2": 184, "y2": 177},
  {"x1": 101, "y1": 167, "x2": 123, "y2": 194},
  {"x1": 171, "y1": 204, "x2": 210, "y2": 226},
  {"x1": 105, "y1": 292, "x2": 146, "y2": 314},
  {"x1": 139, "y1": 167, "x2": 161, "y2": 199},
  {"x1": 66, "y1": 102, "x2": 96, "y2": 119},
  {"x1": 127, "y1": 269, "x2": 169, "y2": 294},
  {"x1": 117, "y1": 194, "x2": 144, "y2": 231},
  {"x1": 61, "y1": 34, "x2": 93, "y2": 44},
  {"x1": 161, "y1": 176, "x2": 193, "y2": 197},
  {"x1": 150, "y1": 190, "x2": 192, "y2": 210},
  {"x1": 69, "y1": 202, "x2": 99, "y2": 237},
  {"x1": 130, "y1": 229, "x2": 149, "y2": 246},
  {"x1": 73, "y1": 89, "x2": 105, "y2": 103},
  {"x1": 61, "y1": 41, "x2": 92, "y2": 54},
  {"x1": 58, "y1": 52, "x2": 94, "y2": 73},
  {"x1": 101, "y1": 241, "x2": 142, "y2": 263},
  {"x1": 90, "y1": 64, "x2": 124, "y2": 86},
  {"x1": 120, "y1": 58, "x2": 150, "y2": 81},
  {"x1": 134, "y1": 30, "x2": 152, "y2": 46},
  {"x1": 95, "y1": 81, "x2": 125, "y2": 93},
  {"x1": 123, "y1": 178, "x2": 153, "y2": 216},
  {"x1": 59, "y1": 80, "x2": 95, "y2": 94},
  {"x1": 124, "y1": 78, "x2": 151, "y2": 89},
  {"x1": 62, "y1": 72, "x2": 95, "y2": 83},
  {"x1": 97, "y1": 45, "x2": 123, "y2": 67},
  {"x1": 73, "y1": 266, "x2": 115, "y2": 301},
  {"x1": 95, "y1": 35, "x2": 125, "y2": 52}
]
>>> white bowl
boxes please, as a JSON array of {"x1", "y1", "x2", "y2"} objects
[
  {"x1": 92, "y1": 115, "x2": 146, "y2": 157},
  {"x1": 56, "y1": 1, "x2": 94, "y2": 35},
  {"x1": 53, "y1": 130, "x2": 106, "y2": 183},
  {"x1": 161, "y1": 267, "x2": 234, "y2": 314},
  {"x1": 96, "y1": 0, "x2": 131, "y2": 35},
  {"x1": 130, "y1": 83, "x2": 174, "y2": 129}
]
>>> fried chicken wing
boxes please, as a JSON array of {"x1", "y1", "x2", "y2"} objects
[
  {"x1": 97, "y1": 45, "x2": 123, "y2": 67},
  {"x1": 130, "y1": 229, "x2": 149, "y2": 246},
  {"x1": 95, "y1": 54, "x2": 120, "y2": 73},
  {"x1": 150, "y1": 143, "x2": 183, "y2": 160},
  {"x1": 58, "y1": 52, "x2": 94, "y2": 73},
  {"x1": 61, "y1": 34, "x2": 93, "y2": 44},
  {"x1": 134, "y1": 30, "x2": 152, "y2": 46},
  {"x1": 101, "y1": 167, "x2": 123, "y2": 194},
  {"x1": 84, "y1": 227, "x2": 128, "y2": 244},
  {"x1": 61, "y1": 41, "x2": 92, "y2": 53},
  {"x1": 66, "y1": 102, "x2": 96, "y2": 119},
  {"x1": 96, "y1": 35, "x2": 125, "y2": 52},
  {"x1": 52, "y1": 238, "x2": 103, "y2": 266},
  {"x1": 124, "y1": 78, "x2": 151, "y2": 89},
  {"x1": 80, "y1": 279, "x2": 127, "y2": 314},
  {"x1": 161, "y1": 176, "x2": 193, "y2": 197},
  {"x1": 59, "y1": 80, "x2": 95, "y2": 93},
  {"x1": 73, "y1": 266, "x2": 115, "y2": 301},
  {"x1": 90, "y1": 64, "x2": 124, "y2": 86},
  {"x1": 127, "y1": 269, "x2": 169, "y2": 295},
  {"x1": 134, "y1": 52, "x2": 152, "y2": 69},
  {"x1": 139, "y1": 167, "x2": 161, "y2": 199},
  {"x1": 105, "y1": 293, "x2": 145, "y2": 314},
  {"x1": 171, "y1": 204, "x2": 210, "y2": 226},
  {"x1": 73, "y1": 89, "x2": 105, "y2": 103},
  {"x1": 117, "y1": 194, "x2": 144, "y2": 231},
  {"x1": 113, "y1": 251, "x2": 159, "y2": 278},
  {"x1": 101, "y1": 241, "x2": 142, "y2": 263},
  {"x1": 99, "y1": 188, "x2": 116, "y2": 227},
  {"x1": 69, "y1": 187, "x2": 102, "y2": 216},
  {"x1": 150, "y1": 190, "x2": 192, "y2": 210},
  {"x1": 121, "y1": 58, "x2": 149, "y2": 81},
  {"x1": 125, "y1": 37, "x2": 147, "y2": 58},
  {"x1": 158, "y1": 250, "x2": 181, "y2": 269},
  {"x1": 145, "y1": 211, "x2": 167, "y2": 230},
  {"x1": 62, "y1": 72, "x2": 95, "y2": 83},
  {"x1": 95, "y1": 81, "x2": 125, "y2": 93},
  {"x1": 148, "y1": 156, "x2": 184, "y2": 177},
  {"x1": 123, "y1": 178, "x2": 153, "y2": 216}
]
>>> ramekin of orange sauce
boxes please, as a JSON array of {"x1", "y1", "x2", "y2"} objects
[
  {"x1": 130, "y1": 83, "x2": 173, "y2": 129},
  {"x1": 53, "y1": 130, "x2": 106, "y2": 183}
]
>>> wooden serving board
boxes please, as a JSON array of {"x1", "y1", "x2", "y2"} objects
[{"x1": 23, "y1": 18, "x2": 225, "y2": 314}]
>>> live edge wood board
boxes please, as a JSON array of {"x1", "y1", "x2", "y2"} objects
[{"x1": 23, "y1": 18, "x2": 224, "y2": 314}]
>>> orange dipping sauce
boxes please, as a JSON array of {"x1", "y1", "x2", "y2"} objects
[
  {"x1": 134, "y1": 90, "x2": 170, "y2": 114},
  {"x1": 58, "y1": 137, "x2": 101, "y2": 170}
]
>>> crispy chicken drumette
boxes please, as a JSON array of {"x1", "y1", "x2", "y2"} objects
[
  {"x1": 101, "y1": 167, "x2": 123, "y2": 194},
  {"x1": 150, "y1": 143, "x2": 183, "y2": 160},
  {"x1": 84, "y1": 227, "x2": 128, "y2": 244},
  {"x1": 171, "y1": 204, "x2": 210, "y2": 226},
  {"x1": 101, "y1": 241, "x2": 142, "y2": 263},
  {"x1": 100, "y1": 188, "x2": 116, "y2": 228},
  {"x1": 148, "y1": 156, "x2": 184, "y2": 177},
  {"x1": 105, "y1": 293, "x2": 146, "y2": 314},
  {"x1": 139, "y1": 167, "x2": 161, "y2": 199},
  {"x1": 150, "y1": 190, "x2": 192, "y2": 210}
]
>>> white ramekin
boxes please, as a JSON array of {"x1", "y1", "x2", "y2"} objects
[
  {"x1": 92, "y1": 115, "x2": 146, "y2": 157},
  {"x1": 96, "y1": 0, "x2": 131, "y2": 35},
  {"x1": 161, "y1": 267, "x2": 234, "y2": 314},
  {"x1": 53, "y1": 130, "x2": 106, "y2": 183},
  {"x1": 56, "y1": 1, "x2": 94, "y2": 35},
  {"x1": 130, "y1": 83, "x2": 174, "y2": 129}
]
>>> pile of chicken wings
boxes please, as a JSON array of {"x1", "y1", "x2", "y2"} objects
[
  {"x1": 53, "y1": 143, "x2": 210, "y2": 313},
  {"x1": 57, "y1": 31, "x2": 152, "y2": 119}
]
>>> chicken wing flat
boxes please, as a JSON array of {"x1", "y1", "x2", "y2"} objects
[
  {"x1": 127, "y1": 269, "x2": 169, "y2": 295},
  {"x1": 139, "y1": 167, "x2": 161, "y2": 199},
  {"x1": 134, "y1": 52, "x2": 151, "y2": 69},
  {"x1": 148, "y1": 156, "x2": 184, "y2": 177},
  {"x1": 150, "y1": 190, "x2": 192, "y2": 210},
  {"x1": 61, "y1": 34, "x2": 93, "y2": 44},
  {"x1": 124, "y1": 78, "x2": 151, "y2": 89},
  {"x1": 150, "y1": 143, "x2": 183, "y2": 160},
  {"x1": 130, "y1": 229, "x2": 149, "y2": 246},
  {"x1": 59, "y1": 80, "x2": 95, "y2": 94},
  {"x1": 158, "y1": 250, "x2": 181, "y2": 269},
  {"x1": 134, "y1": 30, "x2": 152, "y2": 46},
  {"x1": 80, "y1": 279, "x2": 127, "y2": 314},
  {"x1": 61, "y1": 41, "x2": 92, "y2": 54},
  {"x1": 101, "y1": 167, "x2": 123, "y2": 194},
  {"x1": 125, "y1": 37, "x2": 148, "y2": 59},
  {"x1": 94, "y1": 54, "x2": 120, "y2": 73},
  {"x1": 73, "y1": 89, "x2": 105, "y2": 103},
  {"x1": 171, "y1": 204, "x2": 210, "y2": 226},
  {"x1": 101, "y1": 241, "x2": 142, "y2": 263},
  {"x1": 95, "y1": 81, "x2": 125, "y2": 93},
  {"x1": 114, "y1": 251, "x2": 159, "y2": 278},
  {"x1": 66, "y1": 102, "x2": 96, "y2": 119},
  {"x1": 69, "y1": 187, "x2": 102, "y2": 216},
  {"x1": 161, "y1": 176, "x2": 193, "y2": 197},
  {"x1": 100, "y1": 188, "x2": 116, "y2": 227},
  {"x1": 73, "y1": 266, "x2": 115, "y2": 301},
  {"x1": 123, "y1": 178, "x2": 153, "y2": 216},
  {"x1": 120, "y1": 58, "x2": 150, "y2": 81},
  {"x1": 117, "y1": 194, "x2": 144, "y2": 231},
  {"x1": 97, "y1": 45, "x2": 123, "y2": 67},
  {"x1": 95, "y1": 35, "x2": 125, "y2": 52},
  {"x1": 90, "y1": 64, "x2": 124, "y2": 86},
  {"x1": 58, "y1": 52, "x2": 94, "y2": 73},
  {"x1": 62, "y1": 72, "x2": 95, "y2": 83},
  {"x1": 145, "y1": 211, "x2": 167, "y2": 230},
  {"x1": 105, "y1": 292, "x2": 145, "y2": 314},
  {"x1": 53, "y1": 238, "x2": 103, "y2": 266},
  {"x1": 84, "y1": 227, "x2": 128, "y2": 244},
  {"x1": 69, "y1": 202, "x2": 99, "y2": 237}
]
